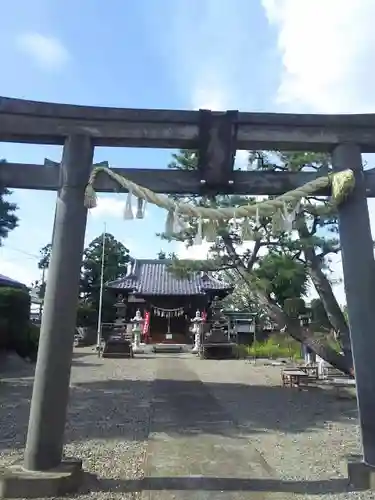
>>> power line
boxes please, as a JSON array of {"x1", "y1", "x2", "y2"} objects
[{"x1": 1, "y1": 245, "x2": 39, "y2": 260}]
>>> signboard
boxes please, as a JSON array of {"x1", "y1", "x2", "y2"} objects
[{"x1": 128, "y1": 295, "x2": 146, "y2": 303}]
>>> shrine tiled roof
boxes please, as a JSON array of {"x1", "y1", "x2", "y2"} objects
[
  {"x1": 0, "y1": 274, "x2": 26, "y2": 289},
  {"x1": 105, "y1": 259, "x2": 232, "y2": 296}
]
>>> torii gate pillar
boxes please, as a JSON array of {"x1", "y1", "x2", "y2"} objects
[
  {"x1": 0, "y1": 135, "x2": 94, "y2": 498},
  {"x1": 332, "y1": 143, "x2": 375, "y2": 489}
]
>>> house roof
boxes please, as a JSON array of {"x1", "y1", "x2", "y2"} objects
[
  {"x1": 0, "y1": 274, "x2": 26, "y2": 289},
  {"x1": 106, "y1": 259, "x2": 232, "y2": 296}
]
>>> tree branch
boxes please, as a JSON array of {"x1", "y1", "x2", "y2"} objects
[
  {"x1": 316, "y1": 246, "x2": 341, "y2": 260},
  {"x1": 221, "y1": 228, "x2": 352, "y2": 377},
  {"x1": 311, "y1": 215, "x2": 320, "y2": 236},
  {"x1": 247, "y1": 238, "x2": 261, "y2": 270}
]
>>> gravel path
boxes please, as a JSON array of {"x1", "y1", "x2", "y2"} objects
[
  {"x1": 190, "y1": 358, "x2": 372, "y2": 500},
  {"x1": 0, "y1": 350, "x2": 373, "y2": 499},
  {"x1": 0, "y1": 350, "x2": 158, "y2": 499}
]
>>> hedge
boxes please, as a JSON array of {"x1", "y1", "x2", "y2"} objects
[{"x1": 0, "y1": 287, "x2": 39, "y2": 359}]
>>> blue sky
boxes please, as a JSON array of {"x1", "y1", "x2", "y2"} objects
[
  {"x1": 0, "y1": 0, "x2": 280, "y2": 285},
  {"x1": 1, "y1": 0, "x2": 375, "y2": 305}
]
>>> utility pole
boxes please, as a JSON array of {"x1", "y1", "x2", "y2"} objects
[{"x1": 96, "y1": 223, "x2": 106, "y2": 356}]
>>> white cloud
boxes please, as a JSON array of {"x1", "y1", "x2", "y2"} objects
[
  {"x1": 191, "y1": 87, "x2": 228, "y2": 112},
  {"x1": 176, "y1": 238, "x2": 259, "y2": 263},
  {"x1": 261, "y1": 0, "x2": 375, "y2": 305},
  {"x1": 262, "y1": 0, "x2": 375, "y2": 113},
  {"x1": 90, "y1": 196, "x2": 126, "y2": 218},
  {"x1": 90, "y1": 195, "x2": 150, "y2": 220},
  {"x1": 177, "y1": 241, "x2": 212, "y2": 261},
  {"x1": 16, "y1": 33, "x2": 70, "y2": 71},
  {"x1": 163, "y1": 0, "x2": 375, "y2": 308},
  {"x1": 235, "y1": 150, "x2": 249, "y2": 170}
]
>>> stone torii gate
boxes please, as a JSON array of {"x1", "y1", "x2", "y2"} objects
[{"x1": 0, "y1": 97, "x2": 375, "y2": 495}]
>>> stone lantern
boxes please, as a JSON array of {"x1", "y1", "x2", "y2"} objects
[
  {"x1": 191, "y1": 309, "x2": 203, "y2": 354},
  {"x1": 131, "y1": 309, "x2": 144, "y2": 353},
  {"x1": 114, "y1": 294, "x2": 127, "y2": 328}
]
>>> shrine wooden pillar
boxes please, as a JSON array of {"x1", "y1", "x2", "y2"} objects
[
  {"x1": 331, "y1": 143, "x2": 375, "y2": 487},
  {"x1": 24, "y1": 135, "x2": 94, "y2": 471}
]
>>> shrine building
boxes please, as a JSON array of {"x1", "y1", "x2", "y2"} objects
[{"x1": 106, "y1": 258, "x2": 232, "y2": 344}]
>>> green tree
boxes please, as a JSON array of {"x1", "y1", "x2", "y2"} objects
[
  {"x1": 310, "y1": 298, "x2": 331, "y2": 332},
  {"x1": 160, "y1": 149, "x2": 353, "y2": 376},
  {"x1": 33, "y1": 243, "x2": 52, "y2": 300},
  {"x1": 158, "y1": 250, "x2": 167, "y2": 259},
  {"x1": 34, "y1": 234, "x2": 130, "y2": 324},
  {"x1": 80, "y1": 233, "x2": 130, "y2": 322},
  {"x1": 157, "y1": 250, "x2": 177, "y2": 260},
  {"x1": 38, "y1": 243, "x2": 52, "y2": 271},
  {"x1": 0, "y1": 160, "x2": 18, "y2": 245},
  {"x1": 254, "y1": 252, "x2": 309, "y2": 308},
  {"x1": 220, "y1": 268, "x2": 259, "y2": 314},
  {"x1": 253, "y1": 151, "x2": 351, "y2": 362},
  {"x1": 219, "y1": 254, "x2": 308, "y2": 328},
  {"x1": 343, "y1": 304, "x2": 349, "y2": 324}
]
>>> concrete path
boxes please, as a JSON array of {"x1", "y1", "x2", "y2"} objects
[{"x1": 142, "y1": 356, "x2": 282, "y2": 499}]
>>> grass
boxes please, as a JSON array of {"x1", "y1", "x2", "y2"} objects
[
  {"x1": 236, "y1": 332, "x2": 343, "y2": 360},
  {"x1": 236, "y1": 335, "x2": 303, "y2": 360}
]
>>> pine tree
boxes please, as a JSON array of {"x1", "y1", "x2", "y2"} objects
[
  {"x1": 252, "y1": 151, "x2": 352, "y2": 364},
  {"x1": 159, "y1": 150, "x2": 353, "y2": 376}
]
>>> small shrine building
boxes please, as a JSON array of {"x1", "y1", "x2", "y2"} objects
[{"x1": 106, "y1": 258, "x2": 232, "y2": 344}]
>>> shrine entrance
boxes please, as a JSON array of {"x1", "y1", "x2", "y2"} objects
[{"x1": 1, "y1": 97, "x2": 375, "y2": 494}]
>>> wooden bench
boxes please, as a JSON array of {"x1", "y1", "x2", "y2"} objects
[
  {"x1": 300, "y1": 364, "x2": 319, "y2": 380},
  {"x1": 323, "y1": 377, "x2": 356, "y2": 398},
  {"x1": 330, "y1": 378, "x2": 356, "y2": 387},
  {"x1": 282, "y1": 369, "x2": 309, "y2": 388},
  {"x1": 322, "y1": 364, "x2": 347, "y2": 379}
]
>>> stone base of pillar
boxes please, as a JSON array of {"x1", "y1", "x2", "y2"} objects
[
  {"x1": 132, "y1": 344, "x2": 144, "y2": 354},
  {"x1": 0, "y1": 458, "x2": 83, "y2": 498},
  {"x1": 348, "y1": 456, "x2": 375, "y2": 490}
]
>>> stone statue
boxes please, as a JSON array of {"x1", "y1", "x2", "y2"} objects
[
  {"x1": 191, "y1": 309, "x2": 203, "y2": 354},
  {"x1": 131, "y1": 309, "x2": 145, "y2": 353}
]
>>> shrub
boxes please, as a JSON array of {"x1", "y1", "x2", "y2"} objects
[
  {"x1": 284, "y1": 297, "x2": 306, "y2": 318},
  {"x1": 0, "y1": 287, "x2": 30, "y2": 352},
  {"x1": 76, "y1": 302, "x2": 97, "y2": 327},
  {"x1": 0, "y1": 314, "x2": 9, "y2": 350},
  {"x1": 27, "y1": 323, "x2": 40, "y2": 360},
  {"x1": 0, "y1": 287, "x2": 41, "y2": 360},
  {"x1": 330, "y1": 338, "x2": 342, "y2": 353},
  {"x1": 233, "y1": 344, "x2": 248, "y2": 359},
  {"x1": 246, "y1": 336, "x2": 302, "y2": 360}
]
